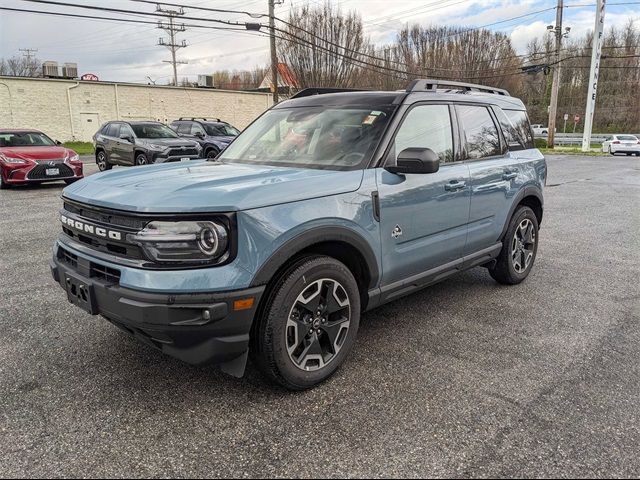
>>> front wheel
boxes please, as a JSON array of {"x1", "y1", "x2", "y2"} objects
[
  {"x1": 250, "y1": 255, "x2": 360, "y2": 390},
  {"x1": 489, "y1": 206, "x2": 539, "y2": 285},
  {"x1": 206, "y1": 148, "x2": 219, "y2": 160},
  {"x1": 135, "y1": 153, "x2": 149, "y2": 166},
  {"x1": 0, "y1": 175, "x2": 10, "y2": 190}
]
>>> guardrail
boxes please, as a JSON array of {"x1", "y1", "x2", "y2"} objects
[{"x1": 533, "y1": 133, "x2": 640, "y2": 146}]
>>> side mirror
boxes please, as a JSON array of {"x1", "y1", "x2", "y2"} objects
[
  {"x1": 121, "y1": 135, "x2": 134, "y2": 143},
  {"x1": 55, "y1": 140, "x2": 62, "y2": 145},
  {"x1": 386, "y1": 148, "x2": 440, "y2": 175},
  {"x1": 195, "y1": 131, "x2": 205, "y2": 138}
]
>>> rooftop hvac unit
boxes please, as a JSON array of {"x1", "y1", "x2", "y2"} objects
[
  {"x1": 62, "y1": 63, "x2": 78, "y2": 79},
  {"x1": 42, "y1": 61, "x2": 59, "y2": 78},
  {"x1": 198, "y1": 75, "x2": 214, "y2": 88}
]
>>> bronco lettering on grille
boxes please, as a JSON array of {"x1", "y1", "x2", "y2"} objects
[{"x1": 60, "y1": 215, "x2": 123, "y2": 241}]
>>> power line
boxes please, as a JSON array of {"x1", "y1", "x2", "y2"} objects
[
  {"x1": 19, "y1": 48, "x2": 39, "y2": 61},
  {"x1": 127, "y1": 0, "x2": 268, "y2": 18}
]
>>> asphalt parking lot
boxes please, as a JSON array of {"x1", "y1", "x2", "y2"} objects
[{"x1": 1, "y1": 155, "x2": 639, "y2": 478}]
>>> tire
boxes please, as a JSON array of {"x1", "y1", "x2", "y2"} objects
[
  {"x1": 135, "y1": 152, "x2": 149, "y2": 166},
  {"x1": 489, "y1": 206, "x2": 539, "y2": 285},
  {"x1": 96, "y1": 150, "x2": 112, "y2": 172},
  {"x1": 609, "y1": 147, "x2": 615, "y2": 156},
  {"x1": 0, "y1": 175, "x2": 10, "y2": 190},
  {"x1": 250, "y1": 255, "x2": 361, "y2": 391},
  {"x1": 205, "y1": 147, "x2": 219, "y2": 160}
]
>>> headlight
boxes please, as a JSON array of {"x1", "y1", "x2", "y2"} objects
[
  {"x1": 0, "y1": 155, "x2": 27, "y2": 164},
  {"x1": 65, "y1": 152, "x2": 80, "y2": 163},
  {"x1": 129, "y1": 221, "x2": 229, "y2": 264},
  {"x1": 146, "y1": 144, "x2": 166, "y2": 152}
]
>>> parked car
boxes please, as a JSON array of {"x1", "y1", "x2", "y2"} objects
[
  {"x1": 602, "y1": 134, "x2": 640, "y2": 156},
  {"x1": 51, "y1": 79, "x2": 546, "y2": 390},
  {"x1": 93, "y1": 121, "x2": 202, "y2": 171},
  {"x1": 531, "y1": 124, "x2": 555, "y2": 135},
  {"x1": 170, "y1": 118, "x2": 240, "y2": 159},
  {"x1": 0, "y1": 129, "x2": 83, "y2": 189}
]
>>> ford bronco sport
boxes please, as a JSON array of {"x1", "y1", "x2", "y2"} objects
[{"x1": 51, "y1": 79, "x2": 546, "y2": 390}]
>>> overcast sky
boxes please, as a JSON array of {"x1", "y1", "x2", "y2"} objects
[{"x1": 1, "y1": 0, "x2": 638, "y2": 84}]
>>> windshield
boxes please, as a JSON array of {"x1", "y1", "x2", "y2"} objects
[
  {"x1": 131, "y1": 124, "x2": 179, "y2": 139},
  {"x1": 218, "y1": 106, "x2": 395, "y2": 170},
  {"x1": 0, "y1": 132, "x2": 56, "y2": 147},
  {"x1": 205, "y1": 124, "x2": 240, "y2": 137}
]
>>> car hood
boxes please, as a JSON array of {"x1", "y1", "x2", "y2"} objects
[
  {"x1": 63, "y1": 160, "x2": 364, "y2": 213},
  {"x1": 139, "y1": 138, "x2": 198, "y2": 148},
  {"x1": 0, "y1": 146, "x2": 69, "y2": 160}
]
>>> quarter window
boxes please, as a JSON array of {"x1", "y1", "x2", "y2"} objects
[
  {"x1": 502, "y1": 109, "x2": 534, "y2": 150},
  {"x1": 392, "y1": 104, "x2": 454, "y2": 163},
  {"x1": 457, "y1": 105, "x2": 502, "y2": 159}
]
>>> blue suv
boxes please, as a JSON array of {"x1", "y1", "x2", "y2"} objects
[
  {"x1": 51, "y1": 79, "x2": 546, "y2": 390},
  {"x1": 170, "y1": 118, "x2": 240, "y2": 159}
]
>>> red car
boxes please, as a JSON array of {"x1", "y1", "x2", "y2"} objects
[{"x1": 0, "y1": 129, "x2": 84, "y2": 189}]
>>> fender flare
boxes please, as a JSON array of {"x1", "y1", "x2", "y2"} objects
[
  {"x1": 250, "y1": 226, "x2": 380, "y2": 289},
  {"x1": 500, "y1": 185, "x2": 544, "y2": 239}
]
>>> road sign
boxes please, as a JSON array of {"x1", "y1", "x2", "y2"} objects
[{"x1": 564, "y1": 113, "x2": 569, "y2": 121}]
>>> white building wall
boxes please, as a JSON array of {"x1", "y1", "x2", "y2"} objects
[{"x1": 0, "y1": 76, "x2": 272, "y2": 142}]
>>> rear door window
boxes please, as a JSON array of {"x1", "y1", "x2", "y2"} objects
[
  {"x1": 176, "y1": 123, "x2": 191, "y2": 135},
  {"x1": 457, "y1": 105, "x2": 502, "y2": 159},
  {"x1": 105, "y1": 123, "x2": 120, "y2": 138}
]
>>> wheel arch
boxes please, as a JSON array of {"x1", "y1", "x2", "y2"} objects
[
  {"x1": 250, "y1": 227, "x2": 380, "y2": 312},
  {"x1": 501, "y1": 186, "x2": 544, "y2": 239}
]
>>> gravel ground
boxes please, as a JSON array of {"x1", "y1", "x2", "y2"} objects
[{"x1": 1, "y1": 155, "x2": 639, "y2": 478}]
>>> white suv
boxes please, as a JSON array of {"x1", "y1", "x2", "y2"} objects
[{"x1": 602, "y1": 134, "x2": 640, "y2": 156}]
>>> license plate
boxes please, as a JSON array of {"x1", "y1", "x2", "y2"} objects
[
  {"x1": 46, "y1": 168, "x2": 60, "y2": 176},
  {"x1": 180, "y1": 157, "x2": 190, "y2": 162},
  {"x1": 64, "y1": 273, "x2": 97, "y2": 314}
]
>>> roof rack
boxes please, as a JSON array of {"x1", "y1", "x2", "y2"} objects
[
  {"x1": 177, "y1": 117, "x2": 222, "y2": 122},
  {"x1": 291, "y1": 87, "x2": 369, "y2": 99},
  {"x1": 406, "y1": 79, "x2": 510, "y2": 96}
]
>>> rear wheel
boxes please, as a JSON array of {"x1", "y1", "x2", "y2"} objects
[
  {"x1": 250, "y1": 255, "x2": 360, "y2": 390},
  {"x1": 489, "y1": 206, "x2": 539, "y2": 285},
  {"x1": 96, "y1": 150, "x2": 112, "y2": 171},
  {"x1": 609, "y1": 146, "x2": 615, "y2": 156}
]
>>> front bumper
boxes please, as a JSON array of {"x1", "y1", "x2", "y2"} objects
[
  {"x1": 50, "y1": 249, "x2": 264, "y2": 376},
  {"x1": 151, "y1": 152, "x2": 201, "y2": 163},
  {"x1": 2, "y1": 161, "x2": 83, "y2": 184}
]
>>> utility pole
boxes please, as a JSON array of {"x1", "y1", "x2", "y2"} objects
[
  {"x1": 157, "y1": 5, "x2": 188, "y2": 86},
  {"x1": 268, "y1": 0, "x2": 283, "y2": 103},
  {"x1": 546, "y1": 0, "x2": 565, "y2": 149},
  {"x1": 582, "y1": 0, "x2": 607, "y2": 152},
  {"x1": 19, "y1": 48, "x2": 38, "y2": 61}
]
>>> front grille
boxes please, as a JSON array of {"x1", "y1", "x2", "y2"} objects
[
  {"x1": 28, "y1": 163, "x2": 73, "y2": 180},
  {"x1": 91, "y1": 262, "x2": 121, "y2": 283},
  {"x1": 167, "y1": 147, "x2": 199, "y2": 157},
  {"x1": 58, "y1": 247, "x2": 78, "y2": 268},
  {"x1": 58, "y1": 246, "x2": 121, "y2": 284},
  {"x1": 64, "y1": 202, "x2": 147, "y2": 230}
]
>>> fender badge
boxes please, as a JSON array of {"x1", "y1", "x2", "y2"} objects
[{"x1": 392, "y1": 225, "x2": 403, "y2": 239}]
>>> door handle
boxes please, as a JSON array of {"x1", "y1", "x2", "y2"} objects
[
  {"x1": 445, "y1": 181, "x2": 466, "y2": 191},
  {"x1": 502, "y1": 171, "x2": 517, "y2": 180}
]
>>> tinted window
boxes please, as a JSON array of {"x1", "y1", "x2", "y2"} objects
[
  {"x1": 130, "y1": 123, "x2": 179, "y2": 139},
  {"x1": 175, "y1": 123, "x2": 191, "y2": 135},
  {"x1": 458, "y1": 105, "x2": 501, "y2": 159},
  {"x1": 191, "y1": 124, "x2": 205, "y2": 136},
  {"x1": 0, "y1": 131, "x2": 56, "y2": 147},
  {"x1": 392, "y1": 104, "x2": 454, "y2": 163},
  {"x1": 618, "y1": 135, "x2": 638, "y2": 141},
  {"x1": 105, "y1": 123, "x2": 120, "y2": 137},
  {"x1": 503, "y1": 109, "x2": 534, "y2": 149}
]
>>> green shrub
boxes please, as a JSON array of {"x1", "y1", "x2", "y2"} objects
[{"x1": 534, "y1": 138, "x2": 547, "y2": 149}]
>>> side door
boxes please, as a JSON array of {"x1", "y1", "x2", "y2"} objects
[
  {"x1": 458, "y1": 104, "x2": 521, "y2": 255},
  {"x1": 376, "y1": 103, "x2": 471, "y2": 288},
  {"x1": 103, "y1": 123, "x2": 122, "y2": 164},
  {"x1": 117, "y1": 123, "x2": 136, "y2": 165}
]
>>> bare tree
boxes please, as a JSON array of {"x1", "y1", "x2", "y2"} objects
[
  {"x1": 0, "y1": 55, "x2": 41, "y2": 77},
  {"x1": 277, "y1": 2, "x2": 371, "y2": 88}
]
